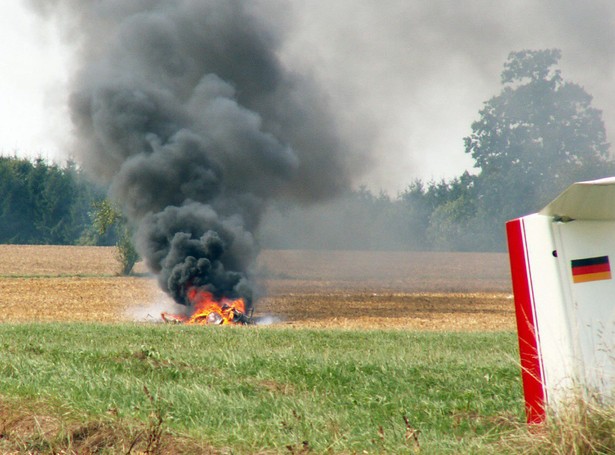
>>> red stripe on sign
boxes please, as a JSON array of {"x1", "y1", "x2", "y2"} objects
[
  {"x1": 506, "y1": 218, "x2": 546, "y2": 424},
  {"x1": 572, "y1": 263, "x2": 611, "y2": 276}
]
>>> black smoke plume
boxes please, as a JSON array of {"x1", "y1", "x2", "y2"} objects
[{"x1": 29, "y1": 0, "x2": 354, "y2": 308}]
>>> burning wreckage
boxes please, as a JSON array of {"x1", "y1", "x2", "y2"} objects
[
  {"x1": 46, "y1": 0, "x2": 350, "y2": 331},
  {"x1": 161, "y1": 287, "x2": 252, "y2": 326}
]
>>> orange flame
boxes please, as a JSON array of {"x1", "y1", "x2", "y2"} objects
[{"x1": 161, "y1": 288, "x2": 248, "y2": 325}]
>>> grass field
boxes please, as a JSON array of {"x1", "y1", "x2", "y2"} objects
[
  {"x1": 0, "y1": 245, "x2": 526, "y2": 453},
  {"x1": 0, "y1": 323, "x2": 523, "y2": 454}
]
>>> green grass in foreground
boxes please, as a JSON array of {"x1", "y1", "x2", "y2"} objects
[{"x1": 0, "y1": 323, "x2": 523, "y2": 453}]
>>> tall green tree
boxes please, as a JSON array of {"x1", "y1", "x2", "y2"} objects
[
  {"x1": 397, "y1": 176, "x2": 473, "y2": 250},
  {"x1": 0, "y1": 156, "x2": 106, "y2": 245},
  {"x1": 461, "y1": 49, "x2": 613, "y2": 249},
  {"x1": 91, "y1": 199, "x2": 139, "y2": 275},
  {"x1": 0, "y1": 157, "x2": 36, "y2": 243}
]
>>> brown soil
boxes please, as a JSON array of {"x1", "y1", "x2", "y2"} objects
[
  {"x1": 0, "y1": 396, "x2": 217, "y2": 454},
  {"x1": 0, "y1": 246, "x2": 515, "y2": 331},
  {"x1": 255, "y1": 292, "x2": 514, "y2": 331}
]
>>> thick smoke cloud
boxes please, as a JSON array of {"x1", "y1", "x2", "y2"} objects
[
  {"x1": 139, "y1": 202, "x2": 256, "y2": 305},
  {"x1": 26, "y1": 0, "x2": 615, "y2": 273},
  {"x1": 27, "y1": 0, "x2": 615, "y2": 196},
  {"x1": 28, "y1": 0, "x2": 358, "y2": 307}
]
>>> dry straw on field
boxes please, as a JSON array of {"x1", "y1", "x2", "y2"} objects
[
  {"x1": 0, "y1": 245, "x2": 516, "y2": 330},
  {"x1": 0, "y1": 245, "x2": 122, "y2": 277}
]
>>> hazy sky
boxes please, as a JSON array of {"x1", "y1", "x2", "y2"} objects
[
  {"x1": 3, "y1": 0, "x2": 615, "y2": 193},
  {"x1": 0, "y1": 1, "x2": 70, "y2": 160}
]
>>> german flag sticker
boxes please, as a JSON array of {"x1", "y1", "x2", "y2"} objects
[{"x1": 571, "y1": 256, "x2": 612, "y2": 283}]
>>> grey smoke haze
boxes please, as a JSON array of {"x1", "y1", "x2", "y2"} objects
[
  {"x1": 276, "y1": 0, "x2": 615, "y2": 189},
  {"x1": 26, "y1": 1, "x2": 615, "y2": 297},
  {"x1": 28, "y1": 0, "x2": 363, "y2": 307},
  {"x1": 27, "y1": 1, "x2": 615, "y2": 193}
]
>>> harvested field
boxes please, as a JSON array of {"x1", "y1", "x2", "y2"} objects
[
  {"x1": 257, "y1": 249, "x2": 511, "y2": 293},
  {"x1": 0, "y1": 245, "x2": 515, "y2": 330},
  {"x1": 256, "y1": 292, "x2": 513, "y2": 331},
  {"x1": 0, "y1": 277, "x2": 164, "y2": 323},
  {"x1": 0, "y1": 245, "x2": 121, "y2": 276}
]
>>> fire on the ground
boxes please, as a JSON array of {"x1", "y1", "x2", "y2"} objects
[{"x1": 161, "y1": 288, "x2": 251, "y2": 325}]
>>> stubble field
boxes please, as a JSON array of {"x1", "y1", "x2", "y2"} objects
[{"x1": 0, "y1": 245, "x2": 514, "y2": 331}]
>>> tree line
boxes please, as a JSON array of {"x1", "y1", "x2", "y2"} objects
[
  {"x1": 263, "y1": 49, "x2": 615, "y2": 252},
  {"x1": 1, "y1": 49, "x2": 613, "y2": 252},
  {"x1": 0, "y1": 156, "x2": 115, "y2": 246}
]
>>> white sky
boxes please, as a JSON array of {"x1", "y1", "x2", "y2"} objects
[{"x1": 0, "y1": 1, "x2": 70, "y2": 162}]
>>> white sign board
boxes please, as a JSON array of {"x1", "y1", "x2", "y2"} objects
[{"x1": 506, "y1": 177, "x2": 615, "y2": 423}]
